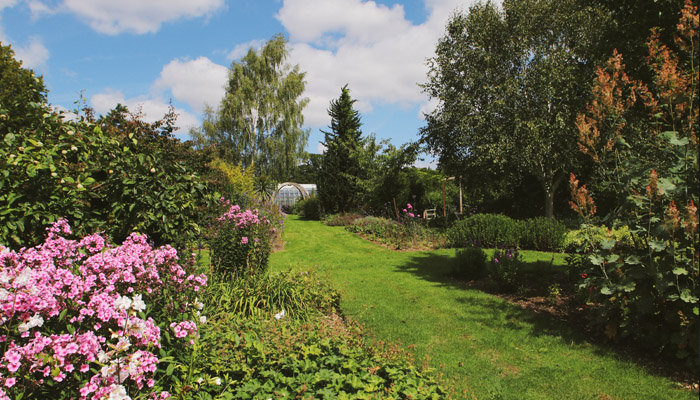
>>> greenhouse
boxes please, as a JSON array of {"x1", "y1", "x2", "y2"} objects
[{"x1": 274, "y1": 183, "x2": 317, "y2": 208}]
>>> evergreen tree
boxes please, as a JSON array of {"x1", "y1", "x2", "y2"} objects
[{"x1": 319, "y1": 85, "x2": 365, "y2": 213}]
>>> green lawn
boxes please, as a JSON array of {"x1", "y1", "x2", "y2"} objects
[{"x1": 269, "y1": 215, "x2": 695, "y2": 400}]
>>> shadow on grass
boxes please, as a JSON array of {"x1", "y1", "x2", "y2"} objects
[
  {"x1": 393, "y1": 253, "x2": 584, "y2": 337},
  {"x1": 392, "y1": 251, "x2": 697, "y2": 386}
]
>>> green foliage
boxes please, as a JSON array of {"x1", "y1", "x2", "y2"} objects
[
  {"x1": 206, "y1": 269, "x2": 340, "y2": 320},
  {"x1": 297, "y1": 195, "x2": 321, "y2": 220},
  {"x1": 489, "y1": 247, "x2": 524, "y2": 292},
  {"x1": 562, "y1": 224, "x2": 634, "y2": 253},
  {"x1": 454, "y1": 246, "x2": 488, "y2": 280},
  {"x1": 0, "y1": 47, "x2": 215, "y2": 250},
  {"x1": 346, "y1": 215, "x2": 445, "y2": 250},
  {"x1": 208, "y1": 201, "x2": 273, "y2": 278},
  {"x1": 193, "y1": 34, "x2": 309, "y2": 180},
  {"x1": 421, "y1": 0, "x2": 607, "y2": 218},
  {"x1": 323, "y1": 213, "x2": 363, "y2": 227},
  {"x1": 519, "y1": 217, "x2": 568, "y2": 252},
  {"x1": 447, "y1": 214, "x2": 521, "y2": 249},
  {"x1": 318, "y1": 85, "x2": 367, "y2": 213},
  {"x1": 571, "y1": 3, "x2": 698, "y2": 365},
  {"x1": 211, "y1": 158, "x2": 255, "y2": 198},
  {"x1": 190, "y1": 313, "x2": 446, "y2": 400}
]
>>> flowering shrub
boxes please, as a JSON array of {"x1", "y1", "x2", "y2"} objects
[
  {"x1": 488, "y1": 247, "x2": 523, "y2": 292},
  {"x1": 571, "y1": 1, "x2": 698, "y2": 364},
  {"x1": 209, "y1": 199, "x2": 273, "y2": 278},
  {"x1": 0, "y1": 219, "x2": 206, "y2": 399}
]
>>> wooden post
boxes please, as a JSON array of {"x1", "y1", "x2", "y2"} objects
[
  {"x1": 442, "y1": 183, "x2": 447, "y2": 217},
  {"x1": 459, "y1": 176, "x2": 463, "y2": 215}
]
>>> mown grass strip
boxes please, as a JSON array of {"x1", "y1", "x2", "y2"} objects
[{"x1": 270, "y1": 215, "x2": 695, "y2": 400}]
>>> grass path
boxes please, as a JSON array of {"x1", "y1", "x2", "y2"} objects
[{"x1": 269, "y1": 216, "x2": 694, "y2": 400}]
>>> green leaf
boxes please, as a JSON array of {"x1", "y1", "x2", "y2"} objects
[
  {"x1": 649, "y1": 240, "x2": 666, "y2": 252},
  {"x1": 600, "y1": 286, "x2": 614, "y2": 295},
  {"x1": 619, "y1": 281, "x2": 636, "y2": 292},
  {"x1": 600, "y1": 239, "x2": 615, "y2": 250},
  {"x1": 680, "y1": 289, "x2": 698, "y2": 303},
  {"x1": 589, "y1": 254, "x2": 604, "y2": 266},
  {"x1": 672, "y1": 267, "x2": 688, "y2": 275},
  {"x1": 624, "y1": 255, "x2": 641, "y2": 265}
]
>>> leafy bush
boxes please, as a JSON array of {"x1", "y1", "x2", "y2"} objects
[
  {"x1": 488, "y1": 247, "x2": 524, "y2": 292},
  {"x1": 0, "y1": 220, "x2": 206, "y2": 399},
  {"x1": 447, "y1": 213, "x2": 520, "y2": 248},
  {"x1": 205, "y1": 269, "x2": 341, "y2": 319},
  {"x1": 323, "y1": 213, "x2": 363, "y2": 226},
  {"x1": 454, "y1": 246, "x2": 488, "y2": 280},
  {"x1": 297, "y1": 194, "x2": 321, "y2": 220},
  {"x1": 562, "y1": 224, "x2": 635, "y2": 253},
  {"x1": 192, "y1": 310, "x2": 447, "y2": 399},
  {"x1": 519, "y1": 217, "x2": 568, "y2": 252},
  {"x1": 208, "y1": 200, "x2": 273, "y2": 278},
  {"x1": 346, "y1": 210, "x2": 445, "y2": 250},
  {"x1": 570, "y1": 5, "x2": 698, "y2": 365}
]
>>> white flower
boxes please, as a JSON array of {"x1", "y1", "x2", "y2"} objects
[
  {"x1": 274, "y1": 310, "x2": 285, "y2": 320},
  {"x1": 107, "y1": 384, "x2": 131, "y2": 400},
  {"x1": 18, "y1": 314, "x2": 43, "y2": 333},
  {"x1": 14, "y1": 268, "x2": 33, "y2": 286},
  {"x1": 131, "y1": 294, "x2": 146, "y2": 312},
  {"x1": 0, "y1": 288, "x2": 9, "y2": 301},
  {"x1": 214, "y1": 377, "x2": 222, "y2": 385},
  {"x1": 114, "y1": 295, "x2": 132, "y2": 310},
  {"x1": 199, "y1": 315, "x2": 207, "y2": 324},
  {"x1": 114, "y1": 337, "x2": 131, "y2": 352},
  {"x1": 196, "y1": 377, "x2": 204, "y2": 384}
]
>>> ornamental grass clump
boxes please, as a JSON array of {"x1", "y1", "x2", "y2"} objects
[
  {"x1": 0, "y1": 219, "x2": 207, "y2": 400},
  {"x1": 209, "y1": 198, "x2": 273, "y2": 278}
]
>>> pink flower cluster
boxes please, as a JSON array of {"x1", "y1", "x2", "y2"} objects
[
  {"x1": 402, "y1": 203, "x2": 419, "y2": 219},
  {"x1": 0, "y1": 219, "x2": 207, "y2": 399}
]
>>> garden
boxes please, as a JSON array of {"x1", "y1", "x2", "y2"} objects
[{"x1": 0, "y1": 0, "x2": 698, "y2": 399}]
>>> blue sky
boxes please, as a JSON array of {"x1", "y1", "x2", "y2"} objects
[{"x1": 0, "y1": 0, "x2": 481, "y2": 165}]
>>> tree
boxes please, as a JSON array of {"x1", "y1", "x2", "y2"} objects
[
  {"x1": 194, "y1": 34, "x2": 309, "y2": 181},
  {"x1": 420, "y1": 0, "x2": 607, "y2": 218},
  {"x1": 318, "y1": 85, "x2": 366, "y2": 213}
]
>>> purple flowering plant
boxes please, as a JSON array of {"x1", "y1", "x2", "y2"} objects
[{"x1": 208, "y1": 198, "x2": 273, "y2": 278}]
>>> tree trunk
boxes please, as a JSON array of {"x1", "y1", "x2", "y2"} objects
[{"x1": 543, "y1": 174, "x2": 563, "y2": 219}]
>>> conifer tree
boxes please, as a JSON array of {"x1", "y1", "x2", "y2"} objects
[{"x1": 319, "y1": 85, "x2": 365, "y2": 213}]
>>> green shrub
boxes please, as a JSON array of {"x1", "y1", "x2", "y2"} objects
[
  {"x1": 488, "y1": 247, "x2": 523, "y2": 292},
  {"x1": 206, "y1": 269, "x2": 340, "y2": 319},
  {"x1": 454, "y1": 246, "x2": 488, "y2": 280},
  {"x1": 297, "y1": 194, "x2": 321, "y2": 220},
  {"x1": 447, "y1": 213, "x2": 520, "y2": 248},
  {"x1": 190, "y1": 313, "x2": 447, "y2": 399},
  {"x1": 323, "y1": 213, "x2": 363, "y2": 226},
  {"x1": 520, "y1": 217, "x2": 568, "y2": 252},
  {"x1": 562, "y1": 224, "x2": 635, "y2": 253},
  {"x1": 208, "y1": 200, "x2": 273, "y2": 277},
  {"x1": 346, "y1": 214, "x2": 445, "y2": 250}
]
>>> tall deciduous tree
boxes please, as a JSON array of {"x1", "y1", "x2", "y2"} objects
[
  {"x1": 420, "y1": 0, "x2": 606, "y2": 218},
  {"x1": 318, "y1": 85, "x2": 366, "y2": 213},
  {"x1": 195, "y1": 34, "x2": 309, "y2": 181}
]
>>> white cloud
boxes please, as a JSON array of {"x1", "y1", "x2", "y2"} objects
[
  {"x1": 316, "y1": 142, "x2": 326, "y2": 154},
  {"x1": 12, "y1": 36, "x2": 50, "y2": 71},
  {"x1": 154, "y1": 57, "x2": 228, "y2": 114},
  {"x1": 277, "y1": 0, "x2": 479, "y2": 128},
  {"x1": 90, "y1": 89, "x2": 200, "y2": 134},
  {"x1": 0, "y1": 0, "x2": 19, "y2": 10},
  {"x1": 227, "y1": 39, "x2": 266, "y2": 61},
  {"x1": 60, "y1": 0, "x2": 225, "y2": 35}
]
